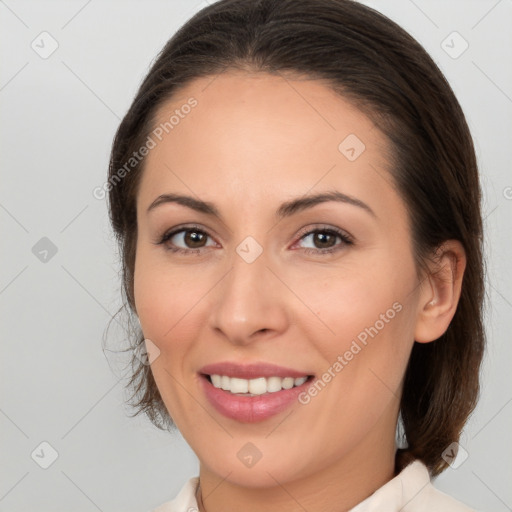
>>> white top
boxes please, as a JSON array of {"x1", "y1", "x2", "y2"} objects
[{"x1": 152, "y1": 460, "x2": 475, "y2": 511}]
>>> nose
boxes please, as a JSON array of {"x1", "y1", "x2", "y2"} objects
[{"x1": 208, "y1": 246, "x2": 289, "y2": 346}]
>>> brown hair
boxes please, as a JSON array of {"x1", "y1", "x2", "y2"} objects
[{"x1": 106, "y1": 0, "x2": 485, "y2": 477}]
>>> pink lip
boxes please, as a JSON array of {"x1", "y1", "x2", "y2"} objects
[
  {"x1": 198, "y1": 362, "x2": 314, "y2": 423},
  {"x1": 199, "y1": 375, "x2": 311, "y2": 423}
]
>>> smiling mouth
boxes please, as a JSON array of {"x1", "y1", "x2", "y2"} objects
[{"x1": 203, "y1": 374, "x2": 314, "y2": 396}]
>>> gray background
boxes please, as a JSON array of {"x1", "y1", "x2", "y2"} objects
[{"x1": 1, "y1": 0, "x2": 511, "y2": 511}]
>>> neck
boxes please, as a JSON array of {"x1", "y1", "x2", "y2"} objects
[{"x1": 196, "y1": 423, "x2": 397, "y2": 512}]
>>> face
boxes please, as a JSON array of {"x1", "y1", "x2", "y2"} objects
[{"x1": 133, "y1": 71, "x2": 425, "y2": 488}]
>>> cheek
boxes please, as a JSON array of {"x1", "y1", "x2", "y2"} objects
[
  {"x1": 308, "y1": 275, "x2": 415, "y2": 400},
  {"x1": 295, "y1": 258, "x2": 417, "y2": 410},
  {"x1": 133, "y1": 254, "x2": 201, "y2": 423},
  {"x1": 295, "y1": 260, "x2": 414, "y2": 350},
  {"x1": 134, "y1": 251, "x2": 203, "y2": 340}
]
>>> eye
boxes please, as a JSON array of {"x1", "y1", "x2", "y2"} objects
[
  {"x1": 155, "y1": 225, "x2": 217, "y2": 254},
  {"x1": 154, "y1": 224, "x2": 354, "y2": 256},
  {"x1": 293, "y1": 226, "x2": 354, "y2": 255}
]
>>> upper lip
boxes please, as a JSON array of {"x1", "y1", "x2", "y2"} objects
[{"x1": 199, "y1": 361, "x2": 313, "y2": 379}]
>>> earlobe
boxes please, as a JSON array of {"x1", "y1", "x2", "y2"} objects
[{"x1": 414, "y1": 240, "x2": 466, "y2": 344}]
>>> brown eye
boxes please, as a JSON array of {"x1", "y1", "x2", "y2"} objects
[
  {"x1": 157, "y1": 226, "x2": 216, "y2": 254},
  {"x1": 182, "y1": 230, "x2": 207, "y2": 248},
  {"x1": 294, "y1": 227, "x2": 354, "y2": 255},
  {"x1": 312, "y1": 231, "x2": 337, "y2": 249}
]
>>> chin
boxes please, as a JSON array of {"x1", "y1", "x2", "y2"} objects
[{"x1": 196, "y1": 439, "x2": 318, "y2": 489}]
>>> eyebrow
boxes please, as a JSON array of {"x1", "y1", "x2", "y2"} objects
[{"x1": 146, "y1": 190, "x2": 376, "y2": 219}]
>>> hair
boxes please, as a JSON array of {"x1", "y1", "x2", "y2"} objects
[{"x1": 106, "y1": 0, "x2": 485, "y2": 477}]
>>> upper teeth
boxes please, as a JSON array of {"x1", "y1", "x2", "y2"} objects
[{"x1": 210, "y1": 375, "x2": 308, "y2": 395}]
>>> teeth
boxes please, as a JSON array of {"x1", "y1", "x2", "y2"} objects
[
  {"x1": 230, "y1": 377, "x2": 248, "y2": 394},
  {"x1": 209, "y1": 375, "x2": 309, "y2": 395},
  {"x1": 267, "y1": 376, "x2": 283, "y2": 393},
  {"x1": 282, "y1": 377, "x2": 295, "y2": 389},
  {"x1": 221, "y1": 375, "x2": 230, "y2": 390},
  {"x1": 248, "y1": 377, "x2": 266, "y2": 394}
]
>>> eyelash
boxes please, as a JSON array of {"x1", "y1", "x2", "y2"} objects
[{"x1": 154, "y1": 223, "x2": 354, "y2": 256}]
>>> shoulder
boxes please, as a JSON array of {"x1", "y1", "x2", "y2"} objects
[
  {"x1": 400, "y1": 461, "x2": 475, "y2": 512},
  {"x1": 350, "y1": 460, "x2": 475, "y2": 511},
  {"x1": 419, "y1": 484, "x2": 475, "y2": 511},
  {"x1": 151, "y1": 476, "x2": 199, "y2": 512}
]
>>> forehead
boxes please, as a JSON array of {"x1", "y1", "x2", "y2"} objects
[
  {"x1": 138, "y1": 71, "x2": 397, "y2": 220},
  {"x1": 149, "y1": 70, "x2": 383, "y2": 156}
]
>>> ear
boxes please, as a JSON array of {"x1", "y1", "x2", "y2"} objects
[{"x1": 414, "y1": 240, "x2": 466, "y2": 343}]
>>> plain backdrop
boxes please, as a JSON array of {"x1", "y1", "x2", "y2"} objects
[{"x1": 1, "y1": 1, "x2": 511, "y2": 511}]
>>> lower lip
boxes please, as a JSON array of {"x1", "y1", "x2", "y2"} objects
[{"x1": 199, "y1": 375, "x2": 311, "y2": 423}]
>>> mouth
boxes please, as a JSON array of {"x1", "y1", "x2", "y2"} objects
[
  {"x1": 198, "y1": 362, "x2": 315, "y2": 422},
  {"x1": 203, "y1": 374, "x2": 311, "y2": 396}
]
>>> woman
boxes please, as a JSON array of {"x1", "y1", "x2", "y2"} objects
[{"x1": 106, "y1": 0, "x2": 485, "y2": 510}]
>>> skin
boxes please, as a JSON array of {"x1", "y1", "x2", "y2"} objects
[{"x1": 133, "y1": 70, "x2": 466, "y2": 512}]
